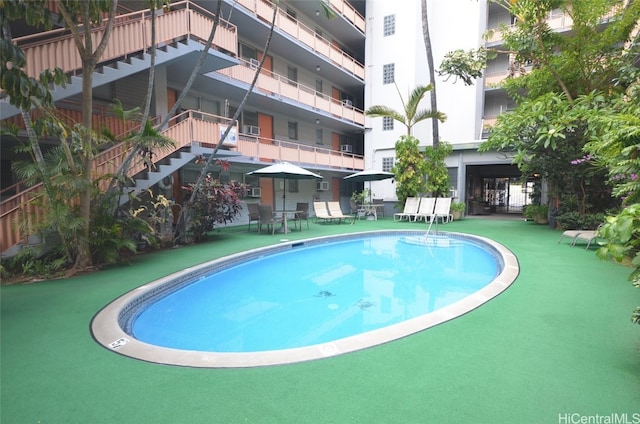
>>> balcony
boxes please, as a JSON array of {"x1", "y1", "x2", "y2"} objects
[
  {"x1": 233, "y1": 0, "x2": 365, "y2": 81},
  {"x1": 9, "y1": 0, "x2": 237, "y2": 81},
  {"x1": 213, "y1": 58, "x2": 365, "y2": 125}
]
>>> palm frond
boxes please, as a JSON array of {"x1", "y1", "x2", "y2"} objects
[
  {"x1": 413, "y1": 109, "x2": 447, "y2": 124},
  {"x1": 365, "y1": 105, "x2": 407, "y2": 126}
]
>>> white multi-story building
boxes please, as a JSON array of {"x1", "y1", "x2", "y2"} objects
[{"x1": 364, "y1": 0, "x2": 529, "y2": 214}]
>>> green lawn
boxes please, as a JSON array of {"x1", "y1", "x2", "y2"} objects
[{"x1": 1, "y1": 216, "x2": 639, "y2": 424}]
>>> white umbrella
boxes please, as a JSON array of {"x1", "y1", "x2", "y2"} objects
[
  {"x1": 247, "y1": 162, "x2": 322, "y2": 210},
  {"x1": 344, "y1": 169, "x2": 394, "y2": 203}
]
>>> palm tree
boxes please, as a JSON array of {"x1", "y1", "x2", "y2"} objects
[{"x1": 365, "y1": 84, "x2": 446, "y2": 136}]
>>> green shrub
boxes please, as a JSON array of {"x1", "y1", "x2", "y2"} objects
[{"x1": 556, "y1": 212, "x2": 606, "y2": 230}]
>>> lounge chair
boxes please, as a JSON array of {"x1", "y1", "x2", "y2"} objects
[
  {"x1": 313, "y1": 201, "x2": 334, "y2": 224},
  {"x1": 570, "y1": 229, "x2": 602, "y2": 249},
  {"x1": 394, "y1": 197, "x2": 420, "y2": 222},
  {"x1": 246, "y1": 203, "x2": 260, "y2": 232},
  {"x1": 558, "y1": 230, "x2": 584, "y2": 245},
  {"x1": 257, "y1": 204, "x2": 276, "y2": 235},
  {"x1": 432, "y1": 197, "x2": 452, "y2": 223},
  {"x1": 414, "y1": 197, "x2": 436, "y2": 222},
  {"x1": 327, "y1": 201, "x2": 355, "y2": 224}
]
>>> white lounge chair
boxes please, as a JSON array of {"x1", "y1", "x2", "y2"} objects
[
  {"x1": 313, "y1": 201, "x2": 333, "y2": 224},
  {"x1": 558, "y1": 230, "x2": 584, "y2": 244},
  {"x1": 394, "y1": 197, "x2": 420, "y2": 222},
  {"x1": 433, "y1": 197, "x2": 453, "y2": 223},
  {"x1": 571, "y1": 229, "x2": 602, "y2": 249},
  {"x1": 327, "y1": 201, "x2": 355, "y2": 224},
  {"x1": 414, "y1": 197, "x2": 436, "y2": 222}
]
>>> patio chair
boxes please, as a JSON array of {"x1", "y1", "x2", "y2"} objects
[
  {"x1": 372, "y1": 198, "x2": 385, "y2": 217},
  {"x1": 394, "y1": 197, "x2": 420, "y2": 222},
  {"x1": 257, "y1": 204, "x2": 276, "y2": 235},
  {"x1": 414, "y1": 197, "x2": 436, "y2": 222},
  {"x1": 432, "y1": 197, "x2": 453, "y2": 223},
  {"x1": 313, "y1": 201, "x2": 334, "y2": 224},
  {"x1": 294, "y1": 202, "x2": 310, "y2": 230},
  {"x1": 350, "y1": 199, "x2": 366, "y2": 219},
  {"x1": 246, "y1": 203, "x2": 260, "y2": 232},
  {"x1": 327, "y1": 201, "x2": 355, "y2": 224}
]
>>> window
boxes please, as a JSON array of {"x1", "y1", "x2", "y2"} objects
[
  {"x1": 287, "y1": 65, "x2": 298, "y2": 86},
  {"x1": 383, "y1": 63, "x2": 394, "y2": 84},
  {"x1": 383, "y1": 15, "x2": 395, "y2": 36},
  {"x1": 382, "y1": 117, "x2": 394, "y2": 131},
  {"x1": 382, "y1": 157, "x2": 394, "y2": 172},
  {"x1": 286, "y1": 7, "x2": 296, "y2": 20},
  {"x1": 238, "y1": 43, "x2": 257, "y2": 61},
  {"x1": 288, "y1": 179, "x2": 299, "y2": 193},
  {"x1": 315, "y1": 128, "x2": 323, "y2": 145},
  {"x1": 316, "y1": 79, "x2": 323, "y2": 95},
  {"x1": 288, "y1": 121, "x2": 298, "y2": 140}
]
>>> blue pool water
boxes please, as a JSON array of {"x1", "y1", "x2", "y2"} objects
[{"x1": 132, "y1": 234, "x2": 500, "y2": 353}]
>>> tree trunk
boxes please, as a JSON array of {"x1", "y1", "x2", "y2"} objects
[{"x1": 421, "y1": 0, "x2": 440, "y2": 148}]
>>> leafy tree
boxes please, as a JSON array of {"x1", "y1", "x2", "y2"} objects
[
  {"x1": 464, "y1": 0, "x2": 640, "y2": 214},
  {"x1": 390, "y1": 136, "x2": 429, "y2": 206},
  {"x1": 366, "y1": 84, "x2": 446, "y2": 205},
  {"x1": 423, "y1": 141, "x2": 452, "y2": 197}
]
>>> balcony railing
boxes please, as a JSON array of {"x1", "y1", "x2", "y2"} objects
[
  {"x1": 11, "y1": 0, "x2": 237, "y2": 80},
  {"x1": 234, "y1": 0, "x2": 365, "y2": 80},
  {"x1": 216, "y1": 58, "x2": 365, "y2": 125},
  {"x1": 328, "y1": 0, "x2": 366, "y2": 34}
]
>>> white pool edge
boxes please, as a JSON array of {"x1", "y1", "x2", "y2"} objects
[{"x1": 90, "y1": 231, "x2": 519, "y2": 368}]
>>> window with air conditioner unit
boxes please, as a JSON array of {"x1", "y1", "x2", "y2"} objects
[
  {"x1": 342, "y1": 99, "x2": 353, "y2": 107},
  {"x1": 251, "y1": 187, "x2": 261, "y2": 197},
  {"x1": 249, "y1": 58, "x2": 259, "y2": 69},
  {"x1": 316, "y1": 181, "x2": 329, "y2": 191},
  {"x1": 243, "y1": 125, "x2": 260, "y2": 135},
  {"x1": 340, "y1": 144, "x2": 353, "y2": 153}
]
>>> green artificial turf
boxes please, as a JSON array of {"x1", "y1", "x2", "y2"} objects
[{"x1": 1, "y1": 217, "x2": 639, "y2": 424}]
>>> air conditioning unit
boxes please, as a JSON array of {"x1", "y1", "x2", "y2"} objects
[
  {"x1": 449, "y1": 189, "x2": 458, "y2": 199},
  {"x1": 243, "y1": 125, "x2": 260, "y2": 135},
  {"x1": 316, "y1": 181, "x2": 329, "y2": 191},
  {"x1": 340, "y1": 144, "x2": 353, "y2": 153},
  {"x1": 342, "y1": 99, "x2": 353, "y2": 107},
  {"x1": 251, "y1": 187, "x2": 261, "y2": 197},
  {"x1": 249, "y1": 58, "x2": 259, "y2": 69}
]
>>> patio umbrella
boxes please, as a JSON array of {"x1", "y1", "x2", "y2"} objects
[
  {"x1": 247, "y1": 162, "x2": 322, "y2": 211},
  {"x1": 344, "y1": 169, "x2": 394, "y2": 203}
]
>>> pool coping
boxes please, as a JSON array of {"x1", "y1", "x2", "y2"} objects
[{"x1": 90, "y1": 230, "x2": 520, "y2": 368}]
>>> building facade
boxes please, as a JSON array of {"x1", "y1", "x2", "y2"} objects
[{"x1": 1, "y1": 0, "x2": 555, "y2": 252}]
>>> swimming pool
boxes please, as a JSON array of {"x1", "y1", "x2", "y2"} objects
[{"x1": 91, "y1": 231, "x2": 519, "y2": 367}]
